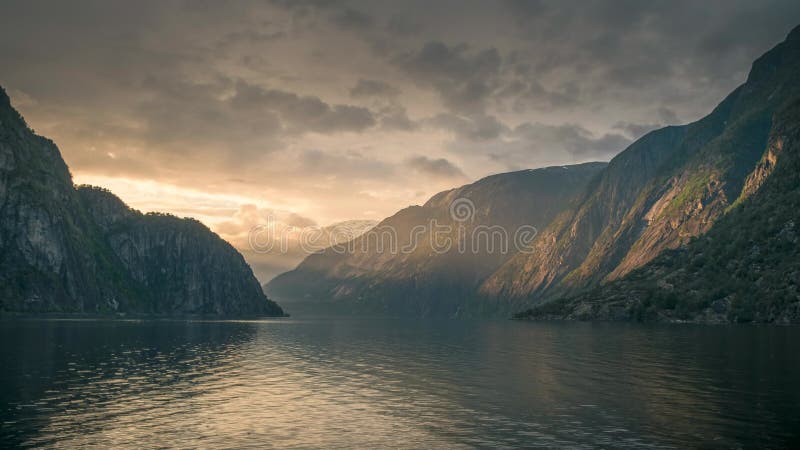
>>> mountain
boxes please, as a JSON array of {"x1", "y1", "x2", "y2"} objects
[
  {"x1": 247, "y1": 219, "x2": 377, "y2": 287},
  {"x1": 517, "y1": 98, "x2": 800, "y2": 324},
  {"x1": 0, "y1": 86, "x2": 284, "y2": 316},
  {"x1": 481, "y1": 24, "x2": 800, "y2": 313},
  {"x1": 265, "y1": 163, "x2": 607, "y2": 316}
]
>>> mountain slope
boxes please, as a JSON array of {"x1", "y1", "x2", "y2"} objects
[
  {"x1": 518, "y1": 99, "x2": 800, "y2": 324},
  {"x1": 0, "y1": 86, "x2": 284, "y2": 316},
  {"x1": 481, "y1": 24, "x2": 800, "y2": 309},
  {"x1": 249, "y1": 218, "x2": 378, "y2": 287},
  {"x1": 265, "y1": 163, "x2": 606, "y2": 316}
]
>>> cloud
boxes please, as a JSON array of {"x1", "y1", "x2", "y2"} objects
[
  {"x1": 426, "y1": 113, "x2": 507, "y2": 141},
  {"x1": 7, "y1": 88, "x2": 38, "y2": 108},
  {"x1": 394, "y1": 41, "x2": 503, "y2": 113},
  {"x1": 495, "y1": 78, "x2": 582, "y2": 113},
  {"x1": 512, "y1": 122, "x2": 631, "y2": 157},
  {"x1": 213, "y1": 204, "x2": 319, "y2": 283},
  {"x1": 386, "y1": 15, "x2": 422, "y2": 36},
  {"x1": 657, "y1": 106, "x2": 680, "y2": 124},
  {"x1": 216, "y1": 29, "x2": 287, "y2": 50},
  {"x1": 378, "y1": 105, "x2": 418, "y2": 131},
  {"x1": 284, "y1": 212, "x2": 317, "y2": 228},
  {"x1": 611, "y1": 121, "x2": 661, "y2": 140},
  {"x1": 135, "y1": 77, "x2": 285, "y2": 158},
  {"x1": 215, "y1": 202, "x2": 377, "y2": 282},
  {"x1": 298, "y1": 148, "x2": 395, "y2": 180},
  {"x1": 231, "y1": 81, "x2": 376, "y2": 133},
  {"x1": 332, "y1": 7, "x2": 375, "y2": 31},
  {"x1": 405, "y1": 156, "x2": 467, "y2": 180},
  {"x1": 3, "y1": 0, "x2": 800, "y2": 276},
  {"x1": 440, "y1": 121, "x2": 632, "y2": 171},
  {"x1": 350, "y1": 79, "x2": 401, "y2": 98},
  {"x1": 611, "y1": 107, "x2": 683, "y2": 139}
]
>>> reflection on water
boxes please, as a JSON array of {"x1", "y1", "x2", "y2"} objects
[{"x1": 1, "y1": 318, "x2": 798, "y2": 448}]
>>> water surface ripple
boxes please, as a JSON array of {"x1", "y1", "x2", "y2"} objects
[{"x1": 1, "y1": 318, "x2": 798, "y2": 448}]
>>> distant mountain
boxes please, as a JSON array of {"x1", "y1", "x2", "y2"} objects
[
  {"x1": 0, "y1": 87, "x2": 284, "y2": 316},
  {"x1": 246, "y1": 218, "x2": 377, "y2": 287},
  {"x1": 265, "y1": 163, "x2": 607, "y2": 316},
  {"x1": 483, "y1": 24, "x2": 800, "y2": 315}
]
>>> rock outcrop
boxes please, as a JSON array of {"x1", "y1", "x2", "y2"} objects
[
  {"x1": 518, "y1": 99, "x2": 800, "y2": 324},
  {"x1": 0, "y1": 87, "x2": 284, "y2": 316},
  {"x1": 483, "y1": 24, "x2": 800, "y2": 311}
]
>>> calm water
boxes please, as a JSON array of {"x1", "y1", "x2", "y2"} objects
[{"x1": 1, "y1": 317, "x2": 798, "y2": 448}]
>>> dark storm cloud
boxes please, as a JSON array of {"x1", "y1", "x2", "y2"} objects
[
  {"x1": 332, "y1": 7, "x2": 375, "y2": 31},
  {"x1": 611, "y1": 106, "x2": 683, "y2": 139},
  {"x1": 298, "y1": 0, "x2": 800, "y2": 121},
  {"x1": 511, "y1": 123, "x2": 631, "y2": 157},
  {"x1": 386, "y1": 15, "x2": 422, "y2": 37},
  {"x1": 216, "y1": 29, "x2": 288, "y2": 49},
  {"x1": 405, "y1": 156, "x2": 467, "y2": 180},
  {"x1": 611, "y1": 121, "x2": 661, "y2": 140},
  {"x1": 378, "y1": 105, "x2": 418, "y2": 131},
  {"x1": 494, "y1": 78, "x2": 582, "y2": 113},
  {"x1": 231, "y1": 81, "x2": 376, "y2": 133},
  {"x1": 657, "y1": 107, "x2": 680, "y2": 125},
  {"x1": 394, "y1": 41, "x2": 503, "y2": 113},
  {"x1": 2, "y1": 0, "x2": 800, "y2": 231},
  {"x1": 500, "y1": 0, "x2": 800, "y2": 93},
  {"x1": 426, "y1": 113, "x2": 508, "y2": 142},
  {"x1": 350, "y1": 79, "x2": 401, "y2": 99},
  {"x1": 269, "y1": 0, "x2": 344, "y2": 15},
  {"x1": 442, "y1": 120, "x2": 633, "y2": 171}
]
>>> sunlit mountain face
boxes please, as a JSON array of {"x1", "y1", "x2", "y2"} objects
[{"x1": 2, "y1": 0, "x2": 799, "y2": 281}]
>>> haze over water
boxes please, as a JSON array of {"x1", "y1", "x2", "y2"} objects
[{"x1": 1, "y1": 318, "x2": 798, "y2": 448}]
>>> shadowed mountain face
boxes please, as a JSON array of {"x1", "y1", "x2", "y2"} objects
[
  {"x1": 265, "y1": 163, "x2": 607, "y2": 316},
  {"x1": 520, "y1": 98, "x2": 800, "y2": 323},
  {"x1": 0, "y1": 88, "x2": 283, "y2": 316},
  {"x1": 481, "y1": 25, "x2": 800, "y2": 312}
]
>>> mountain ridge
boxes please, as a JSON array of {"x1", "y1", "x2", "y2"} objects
[
  {"x1": 480, "y1": 24, "x2": 800, "y2": 311},
  {"x1": 517, "y1": 98, "x2": 800, "y2": 323},
  {"x1": 0, "y1": 87, "x2": 284, "y2": 316},
  {"x1": 268, "y1": 24, "x2": 800, "y2": 320},
  {"x1": 265, "y1": 162, "x2": 607, "y2": 316}
]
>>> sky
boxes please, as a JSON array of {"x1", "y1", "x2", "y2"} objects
[{"x1": 2, "y1": 0, "x2": 799, "y2": 281}]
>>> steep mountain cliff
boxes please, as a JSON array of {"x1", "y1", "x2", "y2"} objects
[
  {"x1": 518, "y1": 99, "x2": 800, "y2": 324},
  {"x1": 481, "y1": 24, "x2": 800, "y2": 311},
  {"x1": 265, "y1": 163, "x2": 606, "y2": 316},
  {"x1": 0, "y1": 87, "x2": 284, "y2": 316}
]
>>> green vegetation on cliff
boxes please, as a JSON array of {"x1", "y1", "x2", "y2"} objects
[
  {"x1": 517, "y1": 100, "x2": 800, "y2": 324},
  {"x1": 488, "y1": 24, "x2": 800, "y2": 315}
]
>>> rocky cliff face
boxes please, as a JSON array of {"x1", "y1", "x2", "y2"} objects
[
  {"x1": 265, "y1": 163, "x2": 606, "y2": 316},
  {"x1": 481, "y1": 25, "x2": 800, "y2": 309},
  {"x1": 0, "y1": 87, "x2": 283, "y2": 316},
  {"x1": 519, "y1": 99, "x2": 800, "y2": 324}
]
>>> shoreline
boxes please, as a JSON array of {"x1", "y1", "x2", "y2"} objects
[{"x1": 0, "y1": 311, "x2": 290, "y2": 320}]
